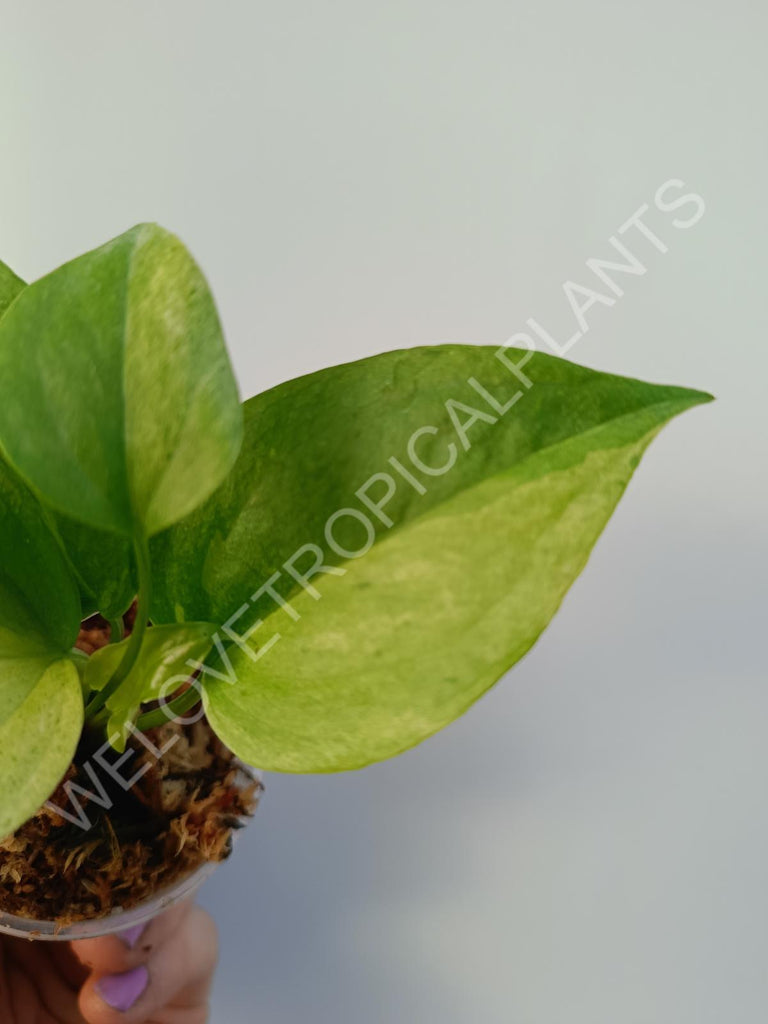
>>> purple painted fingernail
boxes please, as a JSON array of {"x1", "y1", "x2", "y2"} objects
[
  {"x1": 96, "y1": 966, "x2": 149, "y2": 1011},
  {"x1": 117, "y1": 923, "x2": 146, "y2": 949}
]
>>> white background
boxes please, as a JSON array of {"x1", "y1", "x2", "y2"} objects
[{"x1": 2, "y1": 3, "x2": 766, "y2": 1021}]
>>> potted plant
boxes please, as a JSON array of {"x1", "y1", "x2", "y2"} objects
[{"x1": 0, "y1": 224, "x2": 712, "y2": 935}]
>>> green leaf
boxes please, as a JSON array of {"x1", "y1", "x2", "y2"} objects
[
  {"x1": 0, "y1": 224, "x2": 243, "y2": 539},
  {"x1": 0, "y1": 266, "x2": 84, "y2": 832},
  {"x1": 84, "y1": 622, "x2": 216, "y2": 749},
  {"x1": 0, "y1": 265, "x2": 135, "y2": 618},
  {"x1": 0, "y1": 658, "x2": 84, "y2": 840},
  {"x1": 0, "y1": 459, "x2": 81, "y2": 657},
  {"x1": 53, "y1": 515, "x2": 136, "y2": 620},
  {"x1": 150, "y1": 345, "x2": 711, "y2": 771},
  {"x1": 0, "y1": 653, "x2": 62, "y2": 726},
  {"x1": 0, "y1": 259, "x2": 24, "y2": 319}
]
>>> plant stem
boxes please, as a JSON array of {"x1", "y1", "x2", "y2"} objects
[
  {"x1": 109, "y1": 617, "x2": 125, "y2": 643},
  {"x1": 135, "y1": 684, "x2": 203, "y2": 732},
  {"x1": 85, "y1": 537, "x2": 151, "y2": 722},
  {"x1": 135, "y1": 630, "x2": 230, "y2": 733}
]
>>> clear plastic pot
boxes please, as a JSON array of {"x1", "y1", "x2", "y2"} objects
[
  {"x1": 0, "y1": 764, "x2": 259, "y2": 942},
  {"x1": 0, "y1": 859, "x2": 217, "y2": 941}
]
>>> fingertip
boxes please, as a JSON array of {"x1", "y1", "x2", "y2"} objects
[
  {"x1": 80, "y1": 966, "x2": 150, "y2": 1024},
  {"x1": 185, "y1": 904, "x2": 220, "y2": 976},
  {"x1": 77, "y1": 902, "x2": 215, "y2": 1022},
  {"x1": 95, "y1": 965, "x2": 150, "y2": 1012}
]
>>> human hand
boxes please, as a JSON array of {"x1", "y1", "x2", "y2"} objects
[{"x1": 0, "y1": 900, "x2": 217, "y2": 1023}]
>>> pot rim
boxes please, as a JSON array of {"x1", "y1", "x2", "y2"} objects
[{"x1": 0, "y1": 858, "x2": 218, "y2": 942}]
